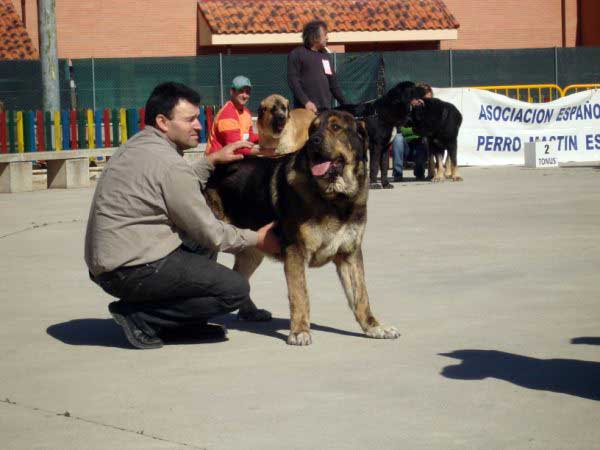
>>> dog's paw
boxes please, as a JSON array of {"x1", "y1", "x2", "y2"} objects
[
  {"x1": 366, "y1": 325, "x2": 400, "y2": 339},
  {"x1": 432, "y1": 176, "x2": 444, "y2": 183},
  {"x1": 452, "y1": 176, "x2": 463, "y2": 182},
  {"x1": 287, "y1": 331, "x2": 312, "y2": 346},
  {"x1": 369, "y1": 183, "x2": 382, "y2": 190},
  {"x1": 382, "y1": 183, "x2": 394, "y2": 189}
]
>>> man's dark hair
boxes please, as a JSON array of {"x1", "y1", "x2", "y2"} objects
[
  {"x1": 302, "y1": 20, "x2": 327, "y2": 48},
  {"x1": 145, "y1": 82, "x2": 201, "y2": 127}
]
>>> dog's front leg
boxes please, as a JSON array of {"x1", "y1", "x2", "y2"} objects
[
  {"x1": 433, "y1": 153, "x2": 445, "y2": 182},
  {"x1": 284, "y1": 245, "x2": 312, "y2": 345},
  {"x1": 427, "y1": 152, "x2": 436, "y2": 180},
  {"x1": 334, "y1": 249, "x2": 399, "y2": 339}
]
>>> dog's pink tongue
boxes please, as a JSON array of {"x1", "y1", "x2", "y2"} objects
[{"x1": 311, "y1": 161, "x2": 331, "y2": 177}]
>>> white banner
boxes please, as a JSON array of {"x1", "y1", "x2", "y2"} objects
[{"x1": 432, "y1": 88, "x2": 600, "y2": 166}]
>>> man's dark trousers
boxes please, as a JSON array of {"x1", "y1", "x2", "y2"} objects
[{"x1": 92, "y1": 245, "x2": 250, "y2": 330}]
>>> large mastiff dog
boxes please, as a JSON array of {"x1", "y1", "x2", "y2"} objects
[
  {"x1": 256, "y1": 94, "x2": 315, "y2": 155},
  {"x1": 205, "y1": 110, "x2": 399, "y2": 345}
]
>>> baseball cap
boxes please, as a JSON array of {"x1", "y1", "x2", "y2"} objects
[{"x1": 231, "y1": 75, "x2": 252, "y2": 90}]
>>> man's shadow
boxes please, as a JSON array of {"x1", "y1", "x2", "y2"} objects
[
  {"x1": 47, "y1": 319, "x2": 133, "y2": 349},
  {"x1": 440, "y1": 348, "x2": 600, "y2": 401},
  {"x1": 47, "y1": 315, "x2": 364, "y2": 348}
]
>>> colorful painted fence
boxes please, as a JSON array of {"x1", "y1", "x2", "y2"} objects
[{"x1": 0, "y1": 106, "x2": 217, "y2": 154}]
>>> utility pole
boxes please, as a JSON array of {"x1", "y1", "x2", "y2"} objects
[{"x1": 38, "y1": 0, "x2": 60, "y2": 112}]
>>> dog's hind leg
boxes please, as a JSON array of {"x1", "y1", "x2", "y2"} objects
[
  {"x1": 284, "y1": 245, "x2": 312, "y2": 345},
  {"x1": 334, "y1": 249, "x2": 399, "y2": 339},
  {"x1": 447, "y1": 139, "x2": 462, "y2": 182},
  {"x1": 234, "y1": 248, "x2": 271, "y2": 321}
]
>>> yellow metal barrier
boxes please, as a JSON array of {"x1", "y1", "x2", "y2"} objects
[
  {"x1": 472, "y1": 84, "x2": 563, "y2": 103},
  {"x1": 562, "y1": 84, "x2": 600, "y2": 96}
]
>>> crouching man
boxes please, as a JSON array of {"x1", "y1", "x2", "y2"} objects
[{"x1": 85, "y1": 82, "x2": 279, "y2": 349}]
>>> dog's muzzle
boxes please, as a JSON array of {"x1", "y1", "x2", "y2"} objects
[
  {"x1": 311, "y1": 157, "x2": 344, "y2": 179},
  {"x1": 272, "y1": 114, "x2": 287, "y2": 133}
]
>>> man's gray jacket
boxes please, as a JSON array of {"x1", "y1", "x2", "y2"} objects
[{"x1": 85, "y1": 126, "x2": 257, "y2": 276}]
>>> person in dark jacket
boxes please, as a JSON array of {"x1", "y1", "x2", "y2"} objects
[{"x1": 287, "y1": 20, "x2": 346, "y2": 113}]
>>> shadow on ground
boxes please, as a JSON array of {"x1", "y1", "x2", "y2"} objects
[
  {"x1": 571, "y1": 336, "x2": 600, "y2": 345},
  {"x1": 214, "y1": 314, "x2": 365, "y2": 342},
  {"x1": 47, "y1": 319, "x2": 133, "y2": 349},
  {"x1": 559, "y1": 165, "x2": 600, "y2": 170},
  {"x1": 47, "y1": 315, "x2": 364, "y2": 348},
  {"x1": 440, "y1": 349, "x2": 600, "y2": 401}
]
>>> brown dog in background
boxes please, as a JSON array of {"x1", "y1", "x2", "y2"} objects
[{"x1": 256, "y1": 94, "x2": 315, "y2": 155}]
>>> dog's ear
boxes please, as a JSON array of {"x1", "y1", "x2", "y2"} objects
[
  {"x1": 257, "y1": 104, "x2": 266, "y2": 122},
  {"x1": 285, "y1": 98, "x2": 291, "y2": 119}
]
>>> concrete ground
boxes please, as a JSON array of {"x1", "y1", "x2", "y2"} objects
[{"x1": 1, "y1": 165, "x2": 599, "y2": 450}]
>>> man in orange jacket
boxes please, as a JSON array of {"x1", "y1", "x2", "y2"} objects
[{"x1": 207, "y1": 76, "x2": 259, "y2": 155}]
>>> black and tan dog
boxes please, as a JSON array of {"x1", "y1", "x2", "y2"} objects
[
  {"x1": 410, "y1": 98, "x2": 463, "y2": 182},
  {"x1": 205, "y1": 110, "x2": 399, "y2": 345},
  {"x1": 336, "y1": 81, "x2": 420, "y2": 189},
  {"x1": 256, "y1": 94, "x2": 315, "y2": 155}
]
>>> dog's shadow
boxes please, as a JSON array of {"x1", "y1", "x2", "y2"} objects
[
  {"x1": 47, "y1": 316, "x2": 364, "y2": 348},
  {"x1": 214, "y1": 314, "x2": 365, "y2": 342}
]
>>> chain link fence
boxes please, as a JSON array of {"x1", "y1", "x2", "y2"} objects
[
  {"x1": 0, "y1": 59, "x2": 70, "y2": 110},
  {"x1": 1, "y1": 47, "x2": 599, "y2": 111}
]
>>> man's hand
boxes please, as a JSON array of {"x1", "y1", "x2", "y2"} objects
[
  {"x1": 206, "y1": 140, "x2": 254, "y2": 165},
  {"x1": 256, "y1": 222, "x2": 281, "y2": 256},
  {"x1": 305, "y1": 101, "x2": 318, "y2": 114},
  {"x1": 410, "y1": 98, "x2": 424, "y2": 107}
]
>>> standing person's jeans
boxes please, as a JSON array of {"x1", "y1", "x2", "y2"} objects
[
  {"x1": 392, "y1": 134, "x2": 409, "y2": 179},
  {"x1": 91, "y1": 244, "x2": 250, "y2": 331}
]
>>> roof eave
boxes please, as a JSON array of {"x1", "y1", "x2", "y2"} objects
[{"x1": 201, "y1": 29, "x2": 458, "y2": 46}]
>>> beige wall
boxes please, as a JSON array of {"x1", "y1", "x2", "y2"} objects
[
  {"x1": 441, "y1": 0, "x2": 579, "y2": 49},
  {"x1": 20, "y1": 0, "x2": 198, "y2": 58}
]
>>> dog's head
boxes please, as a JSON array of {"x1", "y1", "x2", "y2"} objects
[
  {"x1": 381, "y1": 81, "x2": 419, "y2": 123},
  {"x1": 410, "y1": 101, "x2": 426, "y2": 124},
  {"x1": 304, "y1": 110, "x2": 369, "y2": 199},
  {"x1": 257, "y1": 94, "x2": 291, "y2": 138}
]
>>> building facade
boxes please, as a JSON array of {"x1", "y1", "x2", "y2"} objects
[{"x1": 5, "y1": 0, "x2": 599, "y2": 60}]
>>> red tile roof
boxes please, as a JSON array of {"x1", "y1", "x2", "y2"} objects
[
  {"x1": 198, "y1": 0, "x2": 459, "y2": 35},
  {"x1": 0, "y1": 0, "x2": 38, "y2": 60}
]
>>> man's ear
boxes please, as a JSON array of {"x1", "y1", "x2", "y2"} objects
[{"x1": 155, "y1": 114, "x2": 169, "y2": 133}]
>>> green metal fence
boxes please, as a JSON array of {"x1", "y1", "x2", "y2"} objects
[
  {"x1": 1, "y1": 47, "x2": 599, "y2": 111},
  {"x1": 0, "y1": 59, "x2": 70, "y2": 110}
]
